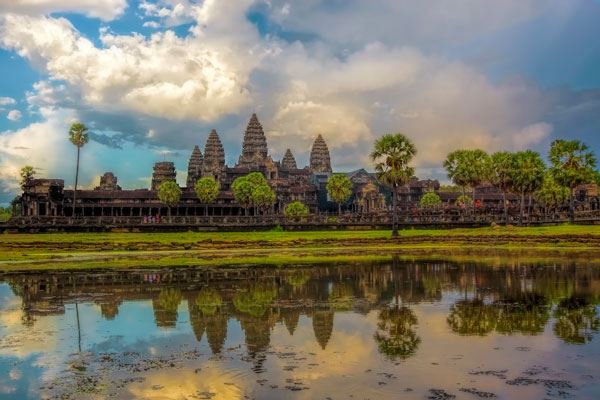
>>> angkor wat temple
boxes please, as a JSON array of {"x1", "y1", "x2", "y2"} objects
[
  {"x1": 13, "y1": 113, "x2": 600, "y2": 226},
  {"x1": 17, "y1": 113, "x2": 399, "y2": 219}
]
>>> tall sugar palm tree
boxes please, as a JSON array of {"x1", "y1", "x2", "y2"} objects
[
  {"x1": 549, "y1": 139, "x2": 597, "y2": 223},
  {"x1": 370, "y1": 133, "x2": 416, "y2": 237},
  {"x1": 68, "y1": 122, "x2": 89, "y2": 217}
]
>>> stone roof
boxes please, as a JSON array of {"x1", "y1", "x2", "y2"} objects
[
  {"x1": 309, "y1": 134, "x2": 332, "y2": 173},
  {"x1": 281, "y1": 149, "x2": 297, "y2": 170}
]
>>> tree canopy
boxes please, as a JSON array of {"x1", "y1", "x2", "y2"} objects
[
  {"x1": 251, "y1": 184, "x2": 276, "y2": 213},
  {"x1": 157, "y1": 180, "x2": 182, "y2": 209},
  {"x1": 443, "y1": 149, "x2": 489, "y2": 192},
  {"x1": 419, "y1": 192, "x2": 442, "y2": 209},
  {"x1": 194, "y1": 177, "x2": 219, "y2": 204},
  {"x1": 326, "y1": 174, "x2": 353, "y2": 214},
  {"x1": 19, "y1": 165, "x2": 35, "y2": 190},
  {"x1": 284, "y1": 201, "x2": 309, "y2": 220},
  {"x1": 68, "y1": 122, "x2": 89, "y2": 148},
  {"x1": 549, "y1": 139, "x2": 597, "y2": 190}
]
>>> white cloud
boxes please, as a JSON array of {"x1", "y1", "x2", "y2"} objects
[
  {"x1": 0, "y1": 0, "x2": 564, "y2": 186},
  {"x1": 0, "y1": 0, "x2": 127, "y2": 21},
  {"x1": 139, "y1": 0, "x2": 196, "y2": 27},
  {"x1": 0, "y1": 7, "x2": 261, "y2": 121},
  {"x1": 0, "y1": 96, "x2": 16, "y2": 106},
  {"x1": 6, "y1": 110, "x2": 21, "y2": 121}
]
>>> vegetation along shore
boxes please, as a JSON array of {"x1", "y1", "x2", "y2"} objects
[{"x1": 2, "y1": 225, "x2": 600, "y2": 271}]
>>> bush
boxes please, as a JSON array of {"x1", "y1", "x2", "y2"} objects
[
  {"x1": 284, "y1": 201, "x2": 309, "y2": 221},
  {"x1": 420, "y1": 192, "x2": 442, "y2": 209}
]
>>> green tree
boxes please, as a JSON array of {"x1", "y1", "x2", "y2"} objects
[
  {"x1": 246, "y1": 171, "x2": 268, "y2": 187},
  {"x1": 194, "y1": 177, "x2": 219, "y2": 216},
  {"x1": 488, "y1": 151, "x2": 516, "y2": 224},
  {"x1": 251, "y1": 184, "x2": 276, "y2": 214},
  {"x1": 549, "y1": 139, "x2": 598, "y2": 222},
  {"x1": 326, "y1": 174, "x2": 353, "y2": 215},
  {"x1": 444, "y1": 149, "x2": 489, "y2": 211},
  {"x1": 157, "y1": 180, "x2": 182, "y2": 220},
  {"x1": 419, "y1": 192, "x2": 442, "y2": 209},
  {"x1": 510, "y1": 150, "x2": 546, "y2": 224},
  {"x1": 232, "y1": 176, "x2": 254, "y2": 215},
  {"x1": 535, "y1": 173, "x2": 570, "y2": 216},
  {"x1": 19, "y1": 165, "x2": 35, "y2": 190},
  {"x1": 374, "y1": 306, "x2": 421, "y2": 360},
  {"x1": 68, "y1": 122, "x2": 89, "y2": 216},
  {"x1": 370, "y1": 133, "x2": 417, "y2": 237},
  {"x1": 284, "y1": 201, "x2": 309, "y2": 221}
]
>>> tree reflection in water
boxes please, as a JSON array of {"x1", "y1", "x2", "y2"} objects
[
  {"x1": 553, "y1": 297, "x2": 600, "y2": 344},
  {"x1": 153, "y1": 287, "x2": 182, "y2": 328},
  {"x1": 374, "y1": 306, "x2": 420, "y2": 361},
  {"x1": 494, "y1": 293, "x2": 550, "y2": 335},
  {"x1": 233, "y1": 284, "x2": 277, "y2": 318},
  {"x1": 447, "y1": 299, "x2": 497, "y2": 336}
]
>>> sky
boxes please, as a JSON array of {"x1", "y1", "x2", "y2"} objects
[{"x1": 1, "y1": 0, "x2": 600, "y2": 204}]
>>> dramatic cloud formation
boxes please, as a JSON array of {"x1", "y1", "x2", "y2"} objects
[
  {"x1": 0, "y1": 0, "x2": 599, "y2": 203},
  {"x1": 0, "y1": 0, "x2": 127, "y2": 21}
]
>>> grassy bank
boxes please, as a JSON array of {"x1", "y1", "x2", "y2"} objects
[{"x1": 1, "y1": 225, "x2": 600, "y2": 271}]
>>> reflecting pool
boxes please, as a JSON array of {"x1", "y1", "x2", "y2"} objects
[{"x1": 1, "y1": 258, "x2": 599, "y2": 399}]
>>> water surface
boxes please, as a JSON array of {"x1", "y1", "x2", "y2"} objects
[{"x1": 1, "y1": 259, "x2": 599, "y2": 399}]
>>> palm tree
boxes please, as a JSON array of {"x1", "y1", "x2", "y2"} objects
[
  {"x1": 510, "y1": 150, "x2": 545, "y2": 225},
  {"x1": 326, "y1": 174, "x2": 353, "y2": 215},
  {"x1": 549, "y1": 139, "x2": 598, "y2": 223},
  {"x1": 444, "y1": 149, "x2": 489, "y2": 215},
  {"x1": 370, "y1": 133, "x2": 416, "y2": 237},
  {"x1": 194, "y1": 177, "x2": 219, "y2": 216},
  {"x1": 488, "y1": 152, "x2": 516, "y2": 224},
  {"x1": 68, "y1": 122, "x2": 89, "y2": 217}
]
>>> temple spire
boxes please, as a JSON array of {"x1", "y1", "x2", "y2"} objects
[
  {"x1": 281, "y1": 149, "x2": 297, "y2": 170},
  {"x1": 186, "y1": 145, "x2": 203, "y2": 188},
  {"x1": 237, "y1": 113, "x2": 269, "y2": 168},
  {"x1": 202, "y1": 129, "x2": 225, "y2": 181},
  {"x1": 309, "y1": 134, "x2": 332, "y2": 173}
]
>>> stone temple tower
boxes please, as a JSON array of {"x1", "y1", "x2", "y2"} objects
[
  {"x1": 151, "y1": 162, "x2": 176, "y2": 190},
  {"x1": 237, "y1": 113, "x2": 269, "y2": 169},
  {"x1": 186, "y1": 145, "x2": 204, "y2": 189},
  {"x1": 309, "y1": 135, "x2": 332, "y2": 173},
  {"x1": 202, "y1": 129, "x2": 225, "y2": 182},
  {"x1": 281, "y1": 149, "x2": 297, "y2": 170}
]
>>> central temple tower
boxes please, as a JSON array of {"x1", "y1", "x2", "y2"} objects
[{"x1": 236, "y1": 113, "x2": 269, "y2": 169}]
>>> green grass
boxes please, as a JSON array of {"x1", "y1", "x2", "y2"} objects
[
  {"x1": 1, "y1": 225, "x2": 600, "y2": 271},
  {"x1": 1, "y1": 224, "x2": 599, "y2": 244}
]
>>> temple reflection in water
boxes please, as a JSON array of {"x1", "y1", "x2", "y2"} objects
[{"x1": 3, "y1": 260, "x2": 600, "y2": 361}]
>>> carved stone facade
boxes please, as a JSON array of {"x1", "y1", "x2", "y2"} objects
[
  {"x1": 96, "y1": 172, "x2": 121, "y2": 191},
  {"x1": 151, "y1": 162, "x2": 176, "y2": 190},
  {"x1": 310, "y1": 135, "x2": 332, "y2": 173}
]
